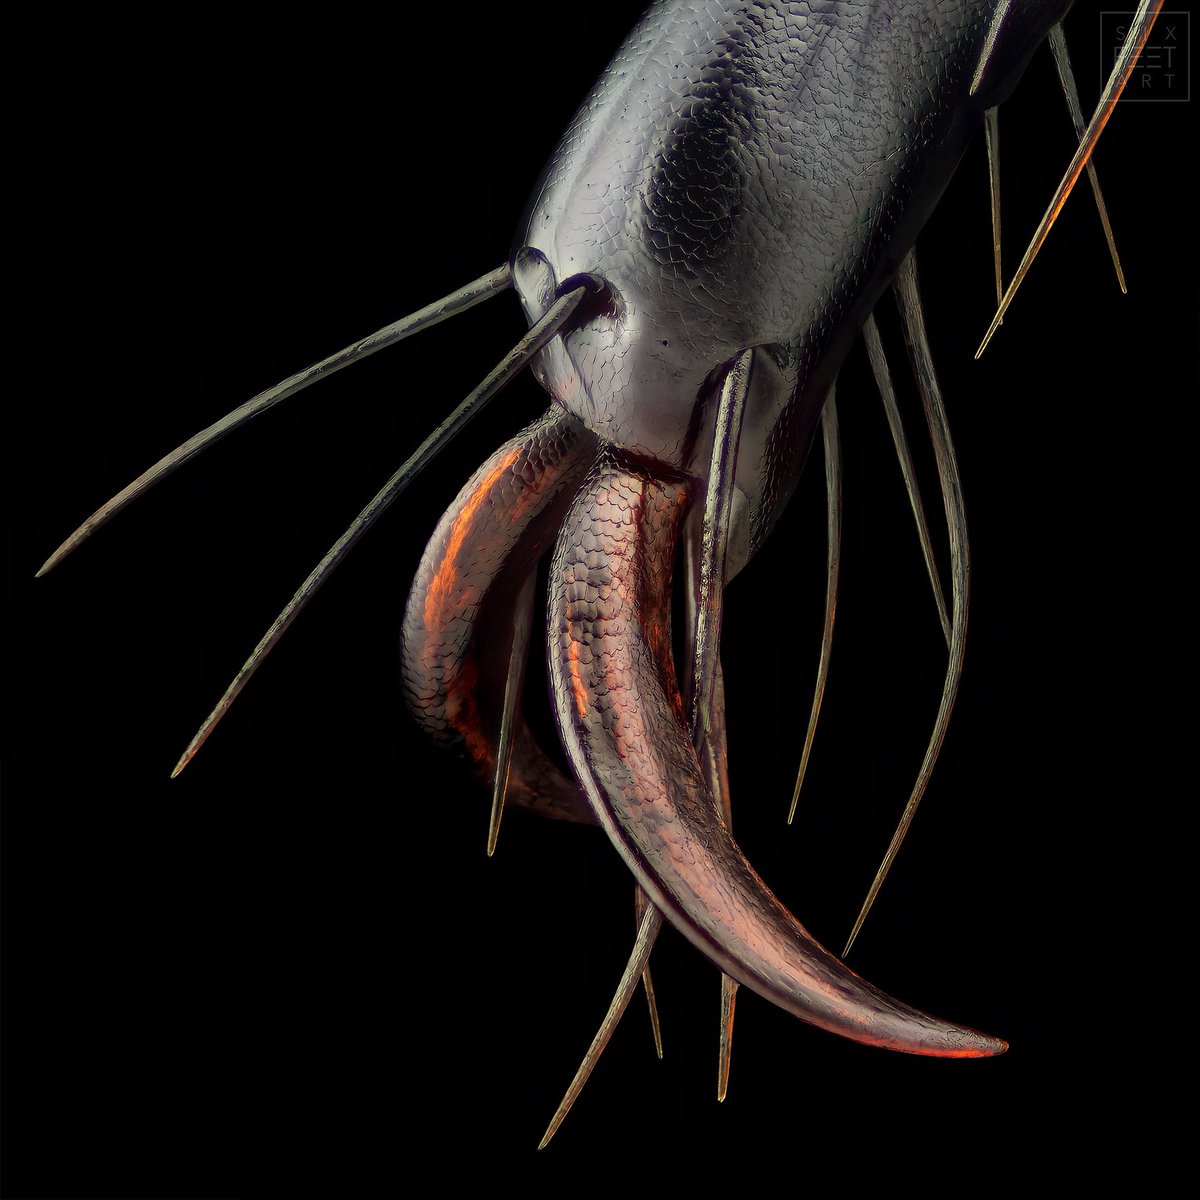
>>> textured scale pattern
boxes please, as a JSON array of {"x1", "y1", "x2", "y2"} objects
[
  {"x1": 402, "y1": 406, "x2": 598, "y2": 823},
  {"x1": 547, "y1": 456, "x2": 1002, "y2": 1054},
  {"x1": 21, "y1": 0, "x2": 1182, "y2": 1173},
  {"x1": 515, "y1": 0, "x2": 1065, "y2": 564},
  {"x1": 396, "y1": 0, "x2": 1078, "y2": 1075}
]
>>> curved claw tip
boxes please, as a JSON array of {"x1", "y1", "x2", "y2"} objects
[
  {"x1": 944, "y1": 1033, "x2": 1007, "y2": 1059},
  {"x1": 892, "y1": 1016, "x2": 1006, "y2": 1059}
]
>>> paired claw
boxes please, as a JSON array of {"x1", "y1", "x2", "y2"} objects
[
  {"x1": 396, "y1": 330, "x2": 998, "y2": 1145},
  {"x1": 35, "y1": 2, "x2": 1165, "y2": 1144}
]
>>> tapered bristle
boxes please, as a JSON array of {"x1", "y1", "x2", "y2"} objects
[
  {"x1": 173, "y1": 285, "x2": 588, "y2": 776},
  {"x1": 38, "y1": 265, "x2": 512, "y2": 577}
]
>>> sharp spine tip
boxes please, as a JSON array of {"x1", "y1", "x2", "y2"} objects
[
  {"x1": 486, "y1": 785, "x2": 505, "y2": 857},
  {"x1": 38, "y1": 266, "x2": 515, "y2": 574},
  {"x1": 539, "y1": 906, "x2": 662, "y2": 1147},
  {"x1": 1047, "y1": 22, "x2": 1129, "y2": 294},
  {"x1": 786, "y1": 389, "x2": 841, "y2": 826},
  {"x1": 170, "y1": 753, "x2": 190, "y2": 779},
  {"x1": 634, "y1": 887, "x2": 665, "y2": 1058},
  {"x1": 975, "y1": 319, "x2": 999, "y2": 359},
  {"x1": 847, "y1": 251, "x2": 971, "y2": 954},
  {"x1": 172, "y1": 731, "x2": 207, "y2": 777},
  {"x1": 157, "y1": 287, "x2": 588, "y2": 783},
  {"x1": 975, "y1": 0, "x2": 1162, "y2": 353},
  {"x1": 487, "y1": 573, "x2": 534, "y2": 861},
  {"x1": 717, "y1": 974, "x2": 738, "y2": 1102}
]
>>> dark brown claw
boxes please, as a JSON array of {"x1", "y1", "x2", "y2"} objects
[{"x1": 548, "y1": 454, "x2": 1005, "y2": 1058}]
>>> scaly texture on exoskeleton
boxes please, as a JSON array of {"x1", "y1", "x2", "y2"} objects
[{"x1": 36, "y1": 0, "x2": 1167, "y2": 1150}]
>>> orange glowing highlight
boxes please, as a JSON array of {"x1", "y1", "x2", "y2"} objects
[
  {"x1": 423, "y1": 446, "x2": 521, "y2": 631},
  {"x1": 568, "y1": 636, "x2": 588, "y2": 717}
]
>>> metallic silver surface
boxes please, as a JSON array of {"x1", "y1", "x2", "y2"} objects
[
  {"x1": 513, "y1": 0, "x2": 1069, "y2": 573},
  {"x1": 17, "y1": 0, "x2": 1188, "y2": 1174}
]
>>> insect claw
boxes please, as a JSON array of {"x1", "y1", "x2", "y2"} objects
[
  {"x1": 788, "y1": 387, "x2": 841, "y2": 824},
  {"x1": 1048, "y1": 23, "x2": 1127, "y2": 293},
  {"x1": 554, "y1": 458, "x2": 1001, "y2": 1058},
  {"x1": 172, "y1": 285, "x2": 589, "y2": 776},
  {"x1": 975, "y1": 0, "x2": 1164, "y2": 357},
  {"x1": 36, "y1": 265, "x2": 513, "y2": 577}
]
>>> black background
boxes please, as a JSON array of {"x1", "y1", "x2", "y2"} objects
[{"x1": 6, "y1": 1, "x2": 1195, "y2": 1191}]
